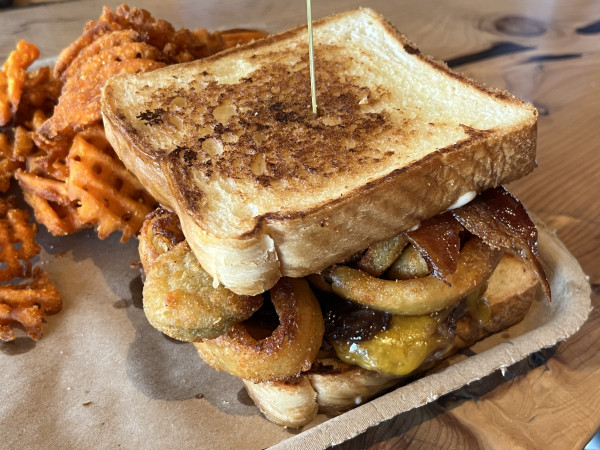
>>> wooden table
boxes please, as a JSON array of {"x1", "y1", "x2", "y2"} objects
[{"x1": 1, "y1": 0, "x2": 598, "y2": 448}]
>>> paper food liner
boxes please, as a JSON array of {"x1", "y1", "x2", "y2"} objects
[{"x1": 0, "y1": 221, "x2": 591, "y2": 449}]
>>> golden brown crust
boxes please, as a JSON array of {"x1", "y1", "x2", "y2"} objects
[
  {"x1": 138, "y1": 206, "x2": 185, "y2": 271},
  {"x1": 142, "y1": 240, "x2": 263, "y2": 341},
  {"x1": 194, "y1": 277, "x2": 324, "y2": 381},
  {"x1": 102, "y1": 7, "x2": 538, "y2": 295}
]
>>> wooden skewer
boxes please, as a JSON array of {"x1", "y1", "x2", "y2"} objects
[{"x1": 306, "y1": 0, "x2": 317, "y2": 115}]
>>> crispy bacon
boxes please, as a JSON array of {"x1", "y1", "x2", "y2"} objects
[
  {"x1": 452, "y1": 186, "x2": 551, "y2": 301},
  {"x1": 406, "y1": 212, "x2": 463, "y2": 284}
]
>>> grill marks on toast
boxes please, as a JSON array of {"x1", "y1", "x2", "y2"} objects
[{"x1": 145, "y1": 45, "x2": 399, "y2": 196}]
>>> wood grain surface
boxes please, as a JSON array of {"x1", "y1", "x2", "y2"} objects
[{"x1": 1, "y1": 0, "x2": 598, "y2": 448}]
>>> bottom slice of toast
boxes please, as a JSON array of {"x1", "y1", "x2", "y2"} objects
[{"x1": 243, "y1": 253, "x2": 538, "y2": 427}]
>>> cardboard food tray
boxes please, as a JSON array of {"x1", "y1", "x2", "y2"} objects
[{"x1": 0, "y1": 219, "x2": 591, "y2": 449}]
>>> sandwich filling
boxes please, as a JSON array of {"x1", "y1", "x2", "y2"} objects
[{"x1": 140, "y1": 186, "x2": 548, "y2": 378}]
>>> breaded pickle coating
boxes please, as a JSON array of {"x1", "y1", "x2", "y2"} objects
[{"x1": 143, "y1": 241, "x2": 263, "y2": 341}]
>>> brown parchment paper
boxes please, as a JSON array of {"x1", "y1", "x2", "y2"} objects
[{"x1": 0, "y1": 221, "x2": 591, "y2": 449}]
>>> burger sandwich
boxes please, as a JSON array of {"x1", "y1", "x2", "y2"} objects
[{"x1": 101, "y1": 8, "x2": 550, "y2": 427}]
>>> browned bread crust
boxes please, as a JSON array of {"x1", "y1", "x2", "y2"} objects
[{"x1": 102, "y1": 8, "x2": 537, "y2": 295}]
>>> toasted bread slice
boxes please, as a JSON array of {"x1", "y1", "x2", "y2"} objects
[
  {"x1": 242, "y1": 254, "x2": 539, "y2": 427},
  {"x1": 102, "y1": 8, "x2": 537, "y2": 295}
]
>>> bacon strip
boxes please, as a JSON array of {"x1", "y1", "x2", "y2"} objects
[
  {"x1": 406, "y1": 212, "x2": 463, "y2": 285},
  {"x1": 452, "y1": 186, "x2": 551, "y2": 301}
]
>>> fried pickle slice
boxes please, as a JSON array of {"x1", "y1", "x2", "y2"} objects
[{"x1": 143, "y1": 241, "x2": 263, "y2": 341}]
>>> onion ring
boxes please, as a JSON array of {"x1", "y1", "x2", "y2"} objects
[
  {"x1": 328, "y1": 237, "x2": 502, "y2": 315},
  {"x1": 138, "y1": 206, "x2": 185, "y2": 271},
  {"x1": 194, "y1": 277, "x2": 324, "y2": 382},
  {"x1": 143, "y1": 241, "x2": 263, "y2": 341}
]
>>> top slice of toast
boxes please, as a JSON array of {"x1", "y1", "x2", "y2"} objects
[{"x1": 102, "y1": 8, "x2": 537, "y2": 295}]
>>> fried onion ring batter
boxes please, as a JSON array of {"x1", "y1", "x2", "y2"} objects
[
  {"x1": 328, "y1": 237, "x2": 502, "y2": 316},
  {"x1": 194, "y1": 277, "x2": 324, "y2": 382}
]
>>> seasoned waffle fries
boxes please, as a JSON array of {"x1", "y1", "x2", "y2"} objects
[
  {"x1": 67, "y1": 130, "x2": 156, "y2": 241},
  {"x1": 0, "y1": 129, "x2": 28, "y2": 193},
  {"x1": 0, "y1": 196, "x2": 39, "y2": 281},
  {"x1": 0, "y1": 5, "x2": 268, "y2": 341},
  {"x1": 18, "y1": 127, "x2": 157, "y2": 241},
  {"x1": 0, "y1": 40, "x2": 40, "y2": 127},
  {"x1": 0, "y1": 267, "x2": 62, "y2": 341},
  {"x1": 0, "y1": 197, "x2": 62, "y2": 341}
]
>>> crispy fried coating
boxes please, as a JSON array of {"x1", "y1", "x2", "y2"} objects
[
  {"x1": 0, "y1": 40, "x2": 60, "y2": 192},
  {"x1": 39, "y1": 57, "x2": 166, "y2": 142},
  {"x1": 0, "y1": 196, "x2": 40, "y2": 281},
  {"x1": 139, "y1": 208, "x2": 263, "y2": 341},
  {"x1": 0, "y1": 40, "x2": 40, "y2": 126},
  {"x1": 15, "y1": 67, "x2": 62, "y2": 124},
  {"x1": 17, "y1": 173, "x2": 86, "y2": 236},
  {"x1": 0, "y1": 130, "x2": 26, "y2": 192},
  {"x1": 95, "y1": 4, "x2": 226, "y2": 62},
  {"x1": 143, "y1": 241, "x2": 263, "y2": 341},
  {"x1": 66, "y1": 131, "x2": 156, "y2": 241},
  {"x1": 0, "y1": 197, "x2": 62, "y2": 341},
  {"x1": 19, "y1": 126, "x2": 156, "y2": 240},
  {"x1": 38, "y1": 4, "x2": 228, "y2": 151},
  {"x1": 53, "y1": 5, "x2": 224, "y2": 77},
  {"x1": 194, "y1": 278, "x2": 324, "y2": 382},
  {"x1": 0, "y1": 267, "x2": 62, "y2": 341}
]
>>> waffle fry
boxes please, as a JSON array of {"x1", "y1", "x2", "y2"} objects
[
  {"x1": 17, "y1": 172, "x2": 85, "y2": 236},
  {"x1": 0, "y1": 125, "x2": 37, "y2": 192},
  {"x1": 0, "y1": 134, "x2": 21, "y2": 193},
  {"x1": 0, "y1": 267, "x2": 62, "y2": 341},
  {"x1": 0, "y1": 42, "x2": 54, "y2": 193},
  {"x1": 0, "y1": 71, "x2": 9, "y2": 127},
  {"x1": 66, "y1": 131, "x2": 156, "y2": 241},
  {"x1": 0, "y1": 196, "x2": 40, "y2": 281},
  {"x1": 19, "y1": 127, "x2": 156, "y2": 241},
  {"x1": 0, "y1": 197, "x2": 62, "y2": 341},
  {"x1": 39, "y1": 4, "x2": 228, "y2": 143},
  {"x1": 15, "y1": 67, "x2": 62, "y2": 126},
  {"x1": 0, "y1": 40, "x2": 40, "y2": 126}
]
